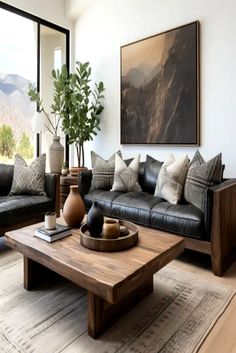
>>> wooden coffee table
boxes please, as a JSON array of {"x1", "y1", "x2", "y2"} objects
[{"x1": 5, "y1": 219, "x2": 184, "y2": 338}]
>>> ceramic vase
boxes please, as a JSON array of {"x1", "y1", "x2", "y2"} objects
[
  {"x1": 87, "y1": 202, "x2": 104, "y2": 237},
  {"x1": 63, "y1": 185, "x2": 85, "y2": 227},
  {"x1": 49, "y1": 135, "x2": 64, "y2": 173},
  {"x1": 103, "y1": 219, "x2": 120, "y2": 239},
  {"x1": 61, "y1": 168, "x2": 68, "y2": 176}
]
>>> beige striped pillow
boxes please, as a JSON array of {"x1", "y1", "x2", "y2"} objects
[
  {"x1": 90, "y1": 151, "x2": 122, "y2": 191},
  {"x1": 184, "y1": 151, "x2": 222, "y2": 210}
]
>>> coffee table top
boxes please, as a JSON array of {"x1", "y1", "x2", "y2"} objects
[{"x1": 5, "y1": 218, "x2": 184, "y2": 303}]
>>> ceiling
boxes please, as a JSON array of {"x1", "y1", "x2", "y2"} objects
[{"x1": 65, "y1": 0, "x2": 94, "y2": 20}]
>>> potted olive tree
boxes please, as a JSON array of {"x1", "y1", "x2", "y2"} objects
[
  {"x1": 55, "y1": 61, "x2": 105, "y2": 171},
  {"x1": 28, "y1": 68, "x2": 67, "y2": 173},
  {"x1": 28, "y1": 62, "x2": 105, "y2": 173}
]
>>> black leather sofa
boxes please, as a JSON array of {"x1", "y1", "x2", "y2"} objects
[
  {"x1": 0, "y1": 164, "x2": 60, "y2": 236},
  {"x1": 79, "y1": 162, "x2": 236, "y2": 276}
]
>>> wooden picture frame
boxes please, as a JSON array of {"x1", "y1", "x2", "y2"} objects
[{"x1": 120, "y1": 21, "x2": 200, "y2": 145}]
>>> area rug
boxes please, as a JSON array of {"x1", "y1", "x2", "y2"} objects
[{"x1": 0, "y1": 251, "x2": 234, "y2": 353}]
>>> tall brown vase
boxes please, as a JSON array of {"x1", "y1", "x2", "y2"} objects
[
  {"x1": 49, "y1": 135, "x2": 64, "y2": 173},
  {"x1": 63, "y1": 185, "x2": 85, "y2": 227}
]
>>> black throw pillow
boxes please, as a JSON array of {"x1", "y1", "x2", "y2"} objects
[{"x1": 143, "y1": 155, "x2": 163, "y2": 194}]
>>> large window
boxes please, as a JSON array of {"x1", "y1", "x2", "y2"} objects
[
  {"x1": 0, "y1": 9, "x2": 36, "y2": 163},
  {"x1": 0, "y1": 2, "x2": 69, "y2": 166}
]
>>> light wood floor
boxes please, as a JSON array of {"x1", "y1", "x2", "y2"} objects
[{"x1": 1, "y1": 238, "x2": 236, "y2": 353}]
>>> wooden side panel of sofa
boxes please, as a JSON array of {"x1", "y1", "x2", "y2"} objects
[
  {"x1": 211, "y1": 181, "x2": 236, "y2": 276},
  {"x1": 180, "y1": 180, "x2": 236, "y2": 276}
]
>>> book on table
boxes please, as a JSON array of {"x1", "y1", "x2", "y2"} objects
[{"x1": 34, "y1": 224, "x2": 72, "y2": 242}]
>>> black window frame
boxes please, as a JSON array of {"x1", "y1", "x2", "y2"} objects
[{"x1": 0, "y1": 1, "x2": 70, "y2": 164}]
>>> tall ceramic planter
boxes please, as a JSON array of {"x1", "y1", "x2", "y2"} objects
[
  {"x1": 63, "y1": 185, "x2": 85, "y2": 227},
  {"x1": 49, "y1": 135, "x2": 64, "y2": 173}
]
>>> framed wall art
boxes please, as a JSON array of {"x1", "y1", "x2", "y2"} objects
[{"x1": 120, "y1": 21, "x2": 200, "y2": 145}]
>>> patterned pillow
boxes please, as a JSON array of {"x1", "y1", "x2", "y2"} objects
[
  {"x1": 10, "y1": 154, "x2": 46, "y2": 195},
  {"x1": 90, "y1": 151, "x2": 122, "y2": 191},
  {"x1": 154, "y1": 154, "x2": 189, "y2": 205},
  {"x1": 111, "y1": 154, "x2": 142, "y2": 192},
  {"x1": 184, "y1": 151, "x2": 222, "y2": 210}
]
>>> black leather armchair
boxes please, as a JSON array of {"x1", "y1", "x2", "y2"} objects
[{"x1": 0, "y1": 164, "x2": 60, "y2": 236}]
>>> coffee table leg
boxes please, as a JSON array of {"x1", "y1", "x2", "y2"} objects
[
  {"x1": 24, "y1": 256, "x2": 56, "y2": 290},
  {"x1": 87, "y1": 276, "x2": 153, "y2": 338}
]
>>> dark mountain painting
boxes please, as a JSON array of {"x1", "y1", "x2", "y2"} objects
[{"x1": 121, "y1": 21, "x2": 199, "y2": 144}]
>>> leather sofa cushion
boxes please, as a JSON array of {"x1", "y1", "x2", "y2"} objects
[
  {"x1": 84, "y1": 190, "x2": 122, "y2": 214},
  {"x1": 0, "y1": 195, "x2": 54, "y2": 227},
  {"x1": 112, "y1": 191, "x2": 163, "y2": 226},
  {"x1": 150, "y1": 202, "x2": 205, "y2": 239},
  {"x1": 143, "y1": 155, "x2": 163, "y2": 194},
  {"x1": 44, "y1": 174, "x2": 58, "y2": 201},
  {"x1": 84, "y1": 190, "x2": 205, "y2": 239}
]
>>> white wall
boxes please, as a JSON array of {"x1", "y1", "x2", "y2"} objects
[
  {"x1": 3, "y1": 0, "x2": 71, "y2": 29},
  {"x1": 68, "y1": 0, "x2": 236, "y2": 177}
]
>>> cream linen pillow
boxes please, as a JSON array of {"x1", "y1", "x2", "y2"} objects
[
  {"x1": 111, "y1": 154, "x2": 141, "y2": 192},
  {"x1": 154, "y1": 154, "x2": 189, "y2": 204}
]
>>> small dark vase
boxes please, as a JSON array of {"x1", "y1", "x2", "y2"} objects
[{"x1": 87, "y1": 202, "x2": 104, "y2": 237}]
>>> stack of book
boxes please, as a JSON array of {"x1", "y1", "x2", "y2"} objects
[{"x1": 34, "y1": 224, "x2": 72, "y2": 242}]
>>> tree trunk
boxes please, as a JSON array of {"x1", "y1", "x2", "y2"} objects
[
  {"x1": 76, "y1": 143, "x2": 84, "y2": 168},
  {"x1": 81, "y1": 144, "x2": 85, "y2": 167},
  {"x1": 76, "y1": 144, "x2": 81, "y2": 168}
]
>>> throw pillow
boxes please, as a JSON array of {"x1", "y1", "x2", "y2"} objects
[
  {"x1": 10, "y1": 154, "x2": 46, "y2": 196},
  {"x1": 111, "y1": 154, "x2": 142, "y2": 192},
  {"x1": 154, "y1": 154, "x2": 189, "y2": 205},
  {"x1": 90, "y1": 151, "x2": 122, "y2": 191},
  {"x1": 143, "y1": 155, "x2": 163, "y2": 194},
  {"x1": 184, "y1": 151, "x2": 222, "y2": 211}
]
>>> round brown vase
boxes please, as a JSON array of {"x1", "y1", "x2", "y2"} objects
[{"x1": 63, "y1": 185, "x2": 85, "y2": 227}]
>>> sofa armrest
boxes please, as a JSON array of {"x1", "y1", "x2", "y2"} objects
[
  {"x1": 204, "y1": 180, "x2": 235, "y2": 240},
  {"x1": 209, "y1": 179, "x2": 236, "y2": 275},
  {"x1": 79, "y1": 170, "x2": 92, "y2": 200},
  {"x1": 0, "y1": 164, "x2": 14, "y2": 195},
  {"x1": 208, "y1": 178, "x2": 236, "y2": 192},
  {"x1": 44, "y1": 173, "x2": 60, "y2": 216}
]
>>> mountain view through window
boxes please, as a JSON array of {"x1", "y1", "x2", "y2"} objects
[{"x1": 0, "y1": 8, "x2": 36, "y2": 164}]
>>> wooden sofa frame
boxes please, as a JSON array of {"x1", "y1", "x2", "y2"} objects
[{"x1": 182, "y1": 180, "x2": 236, "y2": 276}]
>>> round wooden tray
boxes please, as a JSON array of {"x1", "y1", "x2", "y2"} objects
[{"x1": 80, "y1": 220, "x2": 138, "y2": 252}]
